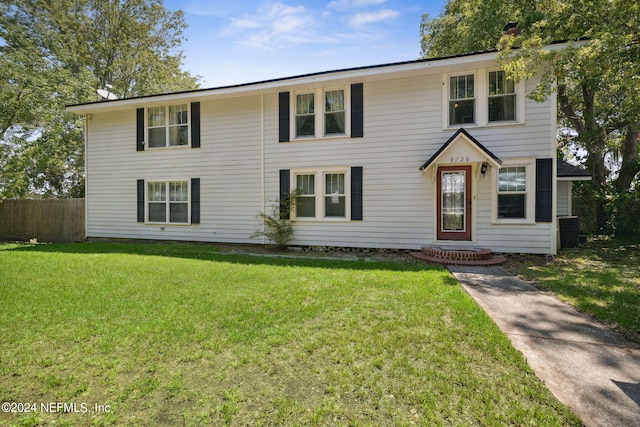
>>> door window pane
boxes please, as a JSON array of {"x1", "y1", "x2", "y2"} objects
[{"x1": 442, "y1": 171, "x2": 465, "y2": 231}]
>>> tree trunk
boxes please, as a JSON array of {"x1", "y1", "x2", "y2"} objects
[{"x1": 615, "y1": 123, "x2": 640, "y2": 193}]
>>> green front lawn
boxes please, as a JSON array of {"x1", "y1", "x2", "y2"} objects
[
  {"x1": 0, "y1": 242, "x2": 579, "y2": 426},
  {"x1": 507, "y1": 239, "x2": 640, "y2": 343}
]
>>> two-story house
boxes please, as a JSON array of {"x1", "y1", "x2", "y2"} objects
[{"x1": 68, "y1": 43, "x2": 582, "y2": 255}]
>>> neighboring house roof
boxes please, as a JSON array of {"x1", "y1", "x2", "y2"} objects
[
  {"x1": 557, "y1": 160, "x2": 592, "y2": 181},
  {"x1": 420, "y1": 128, "x2": 503, "y2": 172}
]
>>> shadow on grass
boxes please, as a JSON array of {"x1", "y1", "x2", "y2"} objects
[
  {"x1": 2, "y1": 241, "x2": 454, "y2": 276},
  {"x1": 507, "y1": 240, "x2": 640, "y2": 341}
]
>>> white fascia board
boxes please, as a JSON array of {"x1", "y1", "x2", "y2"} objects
[{"x1": 557, "y1": 176, "x2": 592, "y2": 182}]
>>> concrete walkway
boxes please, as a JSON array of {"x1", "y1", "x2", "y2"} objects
[{"x1": 448, "y1": 265, "x2": 640, "y2": 427}]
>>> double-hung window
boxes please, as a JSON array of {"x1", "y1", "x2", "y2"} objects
[
  {"x1": 148, "y1": 104, "x2": 189, "y2": 148},
  {"x1": 488, "y1": 70, "x2": 516, "y2": 122},
  {"x1": 295, "y1": 93, "x2": 315, "y2": 137},
  {"x1": 497, "y1": 166, "x2": 527, "y2": 219},
  {"x1": 449, "y1": 74, "x2": 475, "y2": 125},
  {"x1": 147, "y1": 181, "x2": 189, "y2": 223},
  {"x1": 293, "y1": 170, "x2": 348, "y2": 220},
  {"x1": 324, "y1": 173, "x2": 346, "y2": 217},
  {"x1": 293, "y1": 88, "x2": 347, "y2": 138},
  {"x1": 325, "y1": 90, "x2": 345, "y2": 135},
  {"x1": 295, "y1": 174, "x2": 316, "y2": 218}
]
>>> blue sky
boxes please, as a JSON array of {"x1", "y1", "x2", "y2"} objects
[{"x1": 163, "y1": 0, "x2": 447, "y2": 87}]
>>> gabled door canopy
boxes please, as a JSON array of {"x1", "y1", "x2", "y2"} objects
[{"x1": 420, "y1": 128, "x2": 502, "y2": 172}]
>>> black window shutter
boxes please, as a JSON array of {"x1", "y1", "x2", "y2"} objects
[
  {"x1": 137, "y1": 179, "x2": 145, "y2": 222},
  {"x1": 136, "y1": 108, "x2": 145, "y2": 151},
  {"x1": 191, "y1": 102, "x2": 201, "y2": 148},
  {"x1": 279, "y1": 169, "x2": 290, "y2": 219},
  {"x1": 351, "y1": 166, "x2": 363, "y2": 220},
  {"x1": 535, "y1": 158, "x2": 553, "y2": 222},
  {"x1": 351, "y1": 83, "x2": 364, "y2": 138},
  {"x1": 278, "y1": 92, "x2": 290, "y2": 142},
  {"x1": 191, "y1": 178, "x2": 200, "y2": 224}
]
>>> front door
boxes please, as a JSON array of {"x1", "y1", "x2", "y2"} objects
[{"x1": 437, "y1": 166, "x2": 472, "y2": 241}]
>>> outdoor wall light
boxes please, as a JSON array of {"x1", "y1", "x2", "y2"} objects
[{"x1": 480, "y1": 162, "x2": 489, "y2": 175}]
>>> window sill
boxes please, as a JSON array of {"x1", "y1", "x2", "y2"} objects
[
  {"x1": 292, "y1": 217, "x2": 350, "y2": 222},
  {"x1": 143, "y1": 144, "x2": 192, "y2": 150},
  {"x1": 145, "y1": 222, "x2": 193, "y2": 226},
  {"x1": 491, "y1": 219, "x2": 535, "y2": 225},
  {"x1": 444, "y1": 121, "x2": 524, "y2": 131},
  {"x1": 289, "y1": 134, "x2": 350, "y2": 143}
]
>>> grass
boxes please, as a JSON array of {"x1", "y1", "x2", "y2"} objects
[
  {"x1": 507, "y1": 238, "x2": 640, "y2": 342},
  {"x1": 0, "y1": 242, "x2": 580, "y2": 426}
]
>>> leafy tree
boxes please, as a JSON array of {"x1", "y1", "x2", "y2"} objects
[
  {"x1": 420, "y1": 0, "x2": 640, "y2": 193},
  {"x1": 0, "y1": 0, "x2": 201, "y2": 199}
]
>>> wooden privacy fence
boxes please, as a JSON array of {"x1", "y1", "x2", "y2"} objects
[{"x1": 0, "y1": 199, "x2": 85, "y2": 243}]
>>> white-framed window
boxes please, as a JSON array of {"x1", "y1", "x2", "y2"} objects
[
  {"x1": 497, "y1": 166, "x2": 527, "y2": 219},
  {"x1": 444, "y1": 69, "x2": 524, "y2": 128},
  {"x1": 324, "y1": 89, "x2": 345, "y2": 135},
  {"x1": 324, "y1": 172, "x2": 346, "y2": 217},
  {"x1": 147, "y1": 104, "x2": 190, "y2": 148},
  {"x1": 292, "y1": 88, "x2": 349, "y2": 139},
  {"x1": 449, "y1": 74, "x2": 475, "y2": 126},
  {"x1": 488, "y1": 70, "x2": 516, "y2": 122},
  {"x1": 295, "y1": 93, "x2": 315, "y2": 137},
  {"x1": 292, "y1": 168, "x2": 350, "y2": 220},
  {"x1": 147, "y1": 180, "x2": 190, "y2": 223},
  {"x1": 295, "y1": 173, "x2": 316, "y2": 218}
]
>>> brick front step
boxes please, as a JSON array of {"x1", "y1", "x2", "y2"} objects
[{"x1": 410, "y1": 246, "x2": 507, "y2": 266}]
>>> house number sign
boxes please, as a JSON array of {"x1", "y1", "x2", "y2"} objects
[{"x1": 450, "y1": 156, "x2": 470, "y2": 163}]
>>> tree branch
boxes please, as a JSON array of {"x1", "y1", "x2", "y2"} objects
[{"x1": 557, "y1": 83, "x2": 584, "y2": 134}]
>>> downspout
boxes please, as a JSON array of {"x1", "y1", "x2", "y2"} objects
[
  {"x1": 550, "y1": 89, "x2": 558, "y2": 255},
  {"x1": 260, "y1": 94, "x2": 265, "y2": 244},
  {"x1": 84, "y1": 114, "x2": 89, "y2": 241}
]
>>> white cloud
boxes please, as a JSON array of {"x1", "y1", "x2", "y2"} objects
[
  {"x1": 327, "y1": 0, "x2": 387, "y2": 9},
  {"x1": 225, "y1": 2, "x2": 315, "y2": 49},
  {"x1": 349, "y1": 9, "x2": 399, "y2": 26}
]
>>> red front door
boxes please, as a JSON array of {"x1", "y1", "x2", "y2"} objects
[{"x1": 437, "y1": 166, "x2": 472, "y2": 241}]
